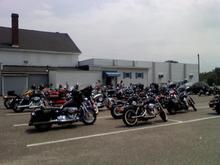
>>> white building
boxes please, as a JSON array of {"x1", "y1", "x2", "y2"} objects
[{"x1": 49, "y1": 58, "x2": 198, "y2": 88}]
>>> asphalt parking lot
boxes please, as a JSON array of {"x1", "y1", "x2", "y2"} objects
[{"x1": 0, "y1": 96, "x2": 220, "y2": 165}]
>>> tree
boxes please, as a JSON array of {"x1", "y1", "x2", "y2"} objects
[{"x1": 200, "y1": 68, "x2": 220, "y2": 85}]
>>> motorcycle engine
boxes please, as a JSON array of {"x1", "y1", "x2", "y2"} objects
[
  {"x1": 63, "y1": 107, "x2": 79, "y2": 120},
  {"x1": 147, "y1": 103, "x2": 155, "y2": 115},
  {"x1": 148, "y1": 103, "x2": 155, "y2": 110},
  {"x1": 32, "y1": 96, "x2": 40, "y2": 103}
]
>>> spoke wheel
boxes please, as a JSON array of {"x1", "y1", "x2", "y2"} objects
[{"x1": 123, "y1": 109, "x2": 138, "y2": 127}]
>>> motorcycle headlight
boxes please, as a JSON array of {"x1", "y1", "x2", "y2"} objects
[
  {"x1": 98, "y1": 97, "x2": 103, "y2": 102},
  {"x1": 148, "y1": 103, "x2": 154, "y2": 109},
  {"x1": 132, "y1": 101, "x2": 137, "y2": 106}
]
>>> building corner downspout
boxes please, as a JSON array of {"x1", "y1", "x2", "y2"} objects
[{"x1": 152, "y1": 62, "x2": 155, "y2": 83}]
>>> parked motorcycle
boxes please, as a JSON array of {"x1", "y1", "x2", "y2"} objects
[
  {"x1": 110, "y1": 100, "x2": 126, "y2": 119},
  {"x1": 122, "y1": 94, "x2": 168, "y2": 127},
  {"x1": 45, "y1": 89, "x2": 69, "y2": 106},
  {"x1": 92, "y1": 89, "x2": 105, "y2": 108},
  {"x1": 13, "y1": 90, "x2": 46, "y2": 113},
  {"x1": 110, "y1": 88, "x2": 135, "y2": 119},
  {"x1": 209, "y1": 95, "x2": 220, "y2": 114},
  {"x1": 29, "y1": 89, "x2": 97, "y2": 131},
  {"x1": 165, "y1": 89, "x2": 197, "y2": 115}
]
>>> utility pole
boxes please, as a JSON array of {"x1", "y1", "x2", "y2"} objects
[{"x1": 198, "y1": 54, "x2": 200, "y2": 82}]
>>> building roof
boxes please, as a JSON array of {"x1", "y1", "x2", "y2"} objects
[{"x1": 0, "y1": 26, "x2": 81, "y2": 53}]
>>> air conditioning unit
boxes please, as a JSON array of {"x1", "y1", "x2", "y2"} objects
[
  {"x1": 158, "y1": 73, "x2": 164, "y2": 78},
  {"x1": 189, "y1": 73, "x2": 194, "y2": 79}
]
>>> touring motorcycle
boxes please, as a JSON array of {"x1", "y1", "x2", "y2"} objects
[{"x1": 29, "y1": 89, "x2": 97, "y2": 131}]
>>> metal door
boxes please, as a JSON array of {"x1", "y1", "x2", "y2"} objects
[{"x1": 2, "y1": 76, "x2": 27, "y2": 95}]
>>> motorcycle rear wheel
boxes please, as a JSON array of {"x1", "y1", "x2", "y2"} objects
[
  {"x1": 167, "y1": 107, "x2": 176, "y2": 115},
  {"x1": 12, "y1": 102, "x2": 25, "y2": 113},
  {"x1": 123, "y1": 109, "x2": 138, "y2": 127},
  {"x1": 4, "y1": 99, "x2": 12, "y2": 109}
]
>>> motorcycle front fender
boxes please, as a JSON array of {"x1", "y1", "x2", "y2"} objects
[{"x1": 93, "y1": 94, "x2": 103, "y2": 100}]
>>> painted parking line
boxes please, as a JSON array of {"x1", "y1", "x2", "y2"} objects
[
  {"x1": 26, "y1": 115, "x2": 220, "y2": 148},
  {"x1": 168, "y1": 119, "x2": 183, "y2": 123},
  {"x1": 6, "y1": 112, "x2": 30, "y2": 116},
  {"x1": 13, "y1": 123, "x2": 29, "y2": 127},
  {"x1": 97, "y1": 115, "x2": 111, "y2": 119},
  {"x1": 197, "y1": 105, "x2": 209, "y2": 109}
]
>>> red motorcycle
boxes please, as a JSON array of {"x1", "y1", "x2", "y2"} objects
[{"x1": 45, "y1": 89, "x2": 69, "y2": 106}]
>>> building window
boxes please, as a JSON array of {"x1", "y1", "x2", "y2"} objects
[
  {"x1": 123, "y1": 72, "x2": 132, "y2": 79},
  {"x1": 135, "y1": 72, "x2": 144, "y2": 79}
]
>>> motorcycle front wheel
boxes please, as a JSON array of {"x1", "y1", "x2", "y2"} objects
[
  {"x1": 110, "y1": 104, "x2": 123, "y2": 119},
  {"x1": 159, "y1": 108, "x2": 168, "y2": 122},
  {"x1": 216, "y1": 104, "x2": 220, "y2": 114},
  {"x1": 188, "y1": 97, "x2": 197, "y2": 111},
  {"x1": 82, "y1": 108, "x2": 97, "y2": 125},
  {"x1": 123, "y1": 109, "x2": 138, "y2": 127}
]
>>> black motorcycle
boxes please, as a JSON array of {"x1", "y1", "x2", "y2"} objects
[
  {"x1": 29, "y1": 90, "x2": 97, "y2": 131},
  {"x1": 3, "y1": 91, "x2": 20, "y2": 109},
  {"x1": 13, "y1": 92, "x2": 46, "y2": 113},
  {"x1": 209, "y1": 95, "x2": 220, "y2": 114},
  {"x1": 165, "y1": 90, "x2": 196, "y2": 115},
  {"x1": 110, "y1": 99, "x2": 126, "y2": 119},
  {"x1": 110, "y1": 88, "x2": 135, "y2": 119},
  {"x1": 122, "y1": 94, "x2": 168, "y2": 127}
]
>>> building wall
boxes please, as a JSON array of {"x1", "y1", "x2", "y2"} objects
[
  {"x1": 79, "y1": 59, "x2": 199, "y2": 86},
  {"x1": 171, "y1": 63, "x2": 184, "y2": 82},
  {"x1": 185, "y1": 64, "x2": 198, "y2": 82},
  {"x1": 0, "y1": 50, "x2": 79, "y2": 67},
  {"x1": 154, "y1": 62, "x2": 169, "y2": 84},
  {"x1": 49, "y1": 70, "x2": 101, "y2": 88}
]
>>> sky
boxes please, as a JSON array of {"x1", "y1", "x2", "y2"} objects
[{"x1": 0, "y1": 0, "x2": 220, "y2": 72}]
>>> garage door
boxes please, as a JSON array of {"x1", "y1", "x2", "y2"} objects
[
  {"x1": 28, "y1": 74, "x2": 48, "y2": 88},
  {"x1": 3, "y1": 76, "x2": 27, "y2": 95}
]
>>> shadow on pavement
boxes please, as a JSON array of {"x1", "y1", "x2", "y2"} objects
[{"x1": 25, "y1": 124, "x2": 83, "y2": 134}]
